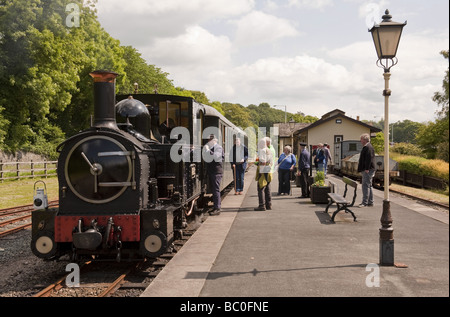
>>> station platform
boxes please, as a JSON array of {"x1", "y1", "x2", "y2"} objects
[{"x1": 141, "y1": 166, "x2": 449, "y2": 299}]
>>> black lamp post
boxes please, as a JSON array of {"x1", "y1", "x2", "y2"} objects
[{"x1": 369, "y1": 10, "x2": 406, "y2": 266}]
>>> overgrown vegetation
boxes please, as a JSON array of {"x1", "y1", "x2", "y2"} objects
[{"x1": 390, "y1": 152, "x2": 449, "y2": 182}]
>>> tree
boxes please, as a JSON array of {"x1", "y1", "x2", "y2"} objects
[
  {"x1": 416, "y1": 50, "x2": 449, "y2": 162},
  {"x1": 119, "y1": 46, "x2": 173, "y2": 95},
  {"x1": 433, "y1": 50, "x2": 449, "y2": 119},
  {"x1": 0, "y1": 0, "x2": 85, "y2": 155},
  {"x1": 371, "y1": 132, "x2": 384, "y2": 154},
  {"x1": 222, "y1": 103, "x2": 253, "y2": 129},
  {"x1": 390, "y1": 120, "x2": 424, "y2": 144}
]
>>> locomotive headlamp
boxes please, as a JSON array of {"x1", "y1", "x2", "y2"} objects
[{"x1": 33, "y1": 181, "x2": 48, "y2": 210}]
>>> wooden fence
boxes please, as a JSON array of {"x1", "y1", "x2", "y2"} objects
[
  {"x1": 392, "y1": 170, "x2": 448, "y2": 191},
  {"x1": 0, "y1": 160, "x2": 57, "y2": 182}
]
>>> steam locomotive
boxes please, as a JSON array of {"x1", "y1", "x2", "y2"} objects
[{"x1": 31, "y1": 70, "x2": 245, "y2": 261}]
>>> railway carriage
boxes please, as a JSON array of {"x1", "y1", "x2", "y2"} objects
[{"x1": 31, "y1": 70, "x2": 246, "y2": 261}]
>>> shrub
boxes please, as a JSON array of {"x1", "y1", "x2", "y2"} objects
[
  {"x1": 391, "y1": 153, "x2": 449, "y2": 181},
  {"x1": 312, "y1": 171, "x2": 325, "y2": 186},
  {"x1": 391, "y1": 142, "x2": 424, "y2": 157}
]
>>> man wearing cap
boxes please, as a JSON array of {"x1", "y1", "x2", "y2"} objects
[
  {"x1": 204, "y1": 135, "x2": 224, "y2": 216},
  {"x1": 298, "y1": 142, "x2": 311, "y2": 198}
]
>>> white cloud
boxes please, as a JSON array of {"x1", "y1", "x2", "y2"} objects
[
  {"x1": 232, "y1": 11, "x2": 300, "y2": 47},
  {"x1": 95, "y1": 0, "x2": 255, "y2": 43},
  {"x1": 96, "y1": 0, "x2": 255, "y2": 17},
  {"x1": 93, "y1": 0, "x2": 449, "y2": 123},
  {"x1": 288, "y1": 0, "x2": 334, "y2": 10},
  {"x1": 142, "y1": 26, "x2": 232, "y2": 71}
]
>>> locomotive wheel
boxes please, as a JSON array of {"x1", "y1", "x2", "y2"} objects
[
  {"x1": 31, "y1": 231, "x2": 58, "y2": 259},
  {"x1": 140, "y1": 230, "x2": 167, "y2": 258}
]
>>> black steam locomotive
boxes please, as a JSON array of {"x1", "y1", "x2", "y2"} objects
[{"x1": 31, "y1": 70, "x2": 245, "y2": 261}]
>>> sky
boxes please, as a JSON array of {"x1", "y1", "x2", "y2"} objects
[{"x1": 95, "y1": 0, "x2": 449, "y2": 123}]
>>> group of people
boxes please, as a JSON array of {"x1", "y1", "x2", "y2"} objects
[{"x1": 204, "y1": 133, "x2": 376, "y2": 216}]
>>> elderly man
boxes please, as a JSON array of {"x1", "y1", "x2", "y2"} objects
[
  {"x1": 229, "y1": 137, "x2": 248, "y2": 195},
  {"x1": 357, "y1": 133, "x2": 375, "y2": 207},
  {"x1": 254, "y1": 138, "x2": 273, "y2": 211}
]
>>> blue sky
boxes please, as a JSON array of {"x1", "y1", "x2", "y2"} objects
[{"x1": 95, "y1": 0, "x2": 449, "y2": 123}]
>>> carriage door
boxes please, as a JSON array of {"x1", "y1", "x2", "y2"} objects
[{"x1": 334, "y1": 135, "x2": 343, "y2": 170}]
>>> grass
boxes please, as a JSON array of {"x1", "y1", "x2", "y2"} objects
[
  {"x1": 390, "y1": 183, "x2": 449, "y2": 207},
  {"x1": 0, "y1": 177, "x2": 59, "y2": 209}
]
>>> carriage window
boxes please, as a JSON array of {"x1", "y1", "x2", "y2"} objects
[{"x1": 158, "y1": 101, "x2": 189, "y2": 135}]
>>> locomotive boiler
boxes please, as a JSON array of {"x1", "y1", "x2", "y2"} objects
[{"x1": 31, "y1": 70, "x2": 245, "y2": 261}]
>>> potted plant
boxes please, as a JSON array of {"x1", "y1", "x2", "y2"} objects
[{"x1": 310, "y1": 171, "x2": 331, "y2": 204}]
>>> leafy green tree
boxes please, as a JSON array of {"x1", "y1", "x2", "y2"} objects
[
  {"x1": 210, "y1": 101, "x2": 225, "y2": 116},
  {"x1": 371, "y1": 132, "x2": 384, "y2": 154},
  {"x1": 416, "y1": 50, "x2": 449, "y2": 162},
  {"x1": 0, "y1": 0, "x2": 84, "y2": 155},
  {"x1": 55, "y1": 1, "x2": 127, "y2": 136},
  {"x1": 119, "y1": 46, "x2": 173, "y2": 95},
  {"x1": 222, "y1": 103, "x2": 253, "y2": 129},
  {"x1": 390, "y1": 120, "x2": 424, "y2": 144}
]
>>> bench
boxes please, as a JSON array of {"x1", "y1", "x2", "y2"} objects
[{"x1": 325, "y1": 177, "x2": 358, "y2": 222}]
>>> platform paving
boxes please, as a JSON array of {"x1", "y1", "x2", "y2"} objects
[{"x1": 141, "y1": 166, "x2": 449, "y2": 298}]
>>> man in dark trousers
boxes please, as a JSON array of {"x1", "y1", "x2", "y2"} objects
[
  {"x1": 357, "y1": 133, "x2": 375, "y2": 207},
  {"x1": 204, "y1": 134, "x2": 224, "y2": 215},
  {"x1": 297, "y1": 142, "x2": 311, "y2": 198},
  {"x1": 229, "y1": 137, "x2": 248, "y2": 195}
]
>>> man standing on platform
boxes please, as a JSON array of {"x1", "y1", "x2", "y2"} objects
[
  {"x1": 357, "y1": 133, "x2": 375, "y2": 207},
  {"x1": 297, "y1": 142, "x2": 311, "y2": 198},
  {"x1": 204, "y1": 134, "x2": 224, "y2": 215},
  {"x1": 229, "y1": 137, "x2": 248, "y2": 195}
]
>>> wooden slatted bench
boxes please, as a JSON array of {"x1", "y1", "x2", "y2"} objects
[{"x1": 325, "y1": 177, "x2": 358, "y2": 222}]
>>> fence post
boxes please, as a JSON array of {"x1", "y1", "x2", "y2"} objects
[
  {"x1": 0, "y1": 160, "x2": 3, "y2": 183},
  {"x1": 31, "y1": 160, "x2": 34, "y2": 178},
  {"x1": 44, "y1": 160, "x2": 48, "y2": 178},
  {"x1": 16, "y1": 160, "x2": 20, "y2": 180}
]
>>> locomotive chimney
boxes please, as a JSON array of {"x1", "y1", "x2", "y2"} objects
[{"x1": 89, "y1": 70, "x2": 119, "y2": 130}]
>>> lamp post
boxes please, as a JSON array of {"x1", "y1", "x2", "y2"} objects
[{"x1": 369, "y1": 9, "x2": 406, "y2": 266}]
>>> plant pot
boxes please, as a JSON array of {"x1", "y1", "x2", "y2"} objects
[{"x1": 310, "y1": 186, "x2": 331, "y2": 204}]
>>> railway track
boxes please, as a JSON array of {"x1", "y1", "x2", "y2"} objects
[
  {"x1": 32, "y1": 230, "x2": 193, "y2": 297},
  {"x1": 0, "y1": 201, "x2": 58, "y2": 238}
]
